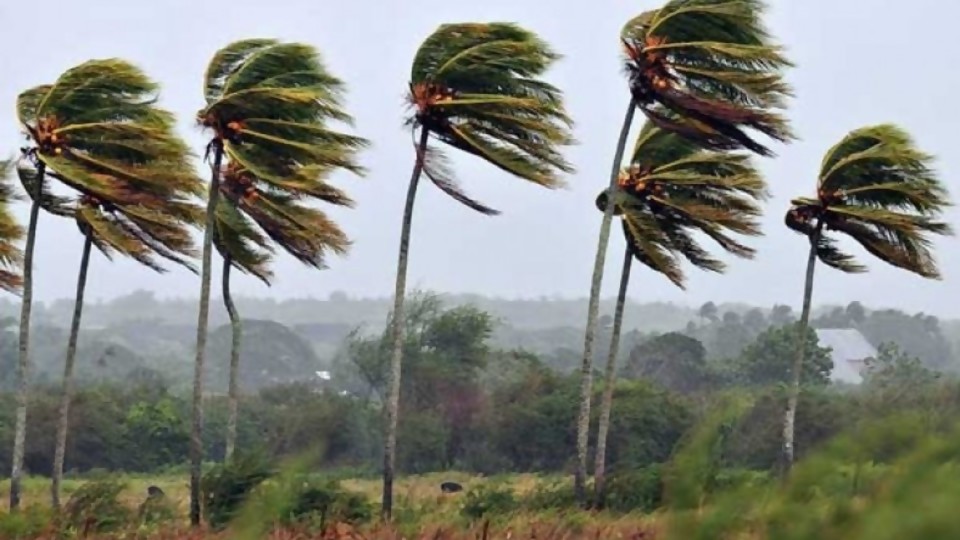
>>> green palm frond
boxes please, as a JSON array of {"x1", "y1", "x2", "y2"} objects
[
  {"x1": 17, "y1": 59, "x2": 205, "y2": 273},
  {"x1": 597, "y1": 121, "x2": 766, "y2": 287},
  {"x1": 621, "y1": 0, "x2": 793, "y2": 156},
  {"x1": 786, "y1": 124, "x2": 952, "y2": 277},
  {"x1": 199, "y1": 39, "x2": 367, "y2": 191},
  {"x1": 407, "y1": 22, "x2": 575, "y2": 212},
  {"x1": 0, "y1": 161, "x2": 24, "y2": 294},
  {"x1": 215, "y1": 199, "x2": 274, "y2": 284}
]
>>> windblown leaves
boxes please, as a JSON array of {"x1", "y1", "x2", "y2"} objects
[
  {"x1": 0, "y1": 161, "x2": 24, "y2": 293},
  {"x1": 201, "y1": 39, "x2": 365, "y2": 280},
  {"x1": 408, "y1": 22, "x2": 575, "y2": 213},
  {"x1": 16, "y1": 58, "x2": 204, "y2": 272},
  {"x1": 597, "y1": 121, "x2": 767, "y2": 287},
  {"x1": 786, "y1": 124, "x2": 952, "y2": 278},
  {"x1": 621, "y1": 0, "x2": 793, "y2": 156}
]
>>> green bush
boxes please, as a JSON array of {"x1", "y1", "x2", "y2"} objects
[
  {"x1": 461, "y1": 484, "x2": 518, "y2": 520},
  {"x1": 284, "y1": 479, "x2": 373, "y2": 527},
  {"x1": 522, "y1": 479, "x2": 577, "y2": 511},
  {"x1": 602, "y1": 466, "x2": 664, "y2": 513},
  {"x1": 0, "y1": 506, "x2": 55, "y2": 539},
  {"x1": 63, "y1": 480, "x2": 131, "y2": 533},
  {"x1": 201, "y1": 453, "x2": 273, "y2": 529}
]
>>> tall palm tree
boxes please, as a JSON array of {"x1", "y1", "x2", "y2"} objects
[
  {"x1": 215, "y1": 158, "x2": 358, "y2": 461},
  {"x1": 11, "y1": 59, "x2": 198, "y2": 510},
  {"x1": 384, "y1": 22, "x2": 574, "y2": 519},
  {"x1": 590, "y1": 119, "x2": 766, "y2": 505},
  {"x1": 782, "y1": 124, "x2": 952, "y2": 475},
  {"x1": 573, "y1": 0, "x2": 792, "y2": 504},
  {"x1": 16, "y1": 163, "x2": 202, "y2": 508},
  {"x1": 0, "y1": 161, "x2": 24, "y2": 295},
  {"x1": 196, "y1": 38, "x2": 365, "y2": 526}
]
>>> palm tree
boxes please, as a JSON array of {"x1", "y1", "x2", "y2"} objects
[
  {"x1": 782, "y1": 124, "x2": 952, "y2": 475},
  {"x1": 384, "y1": 22, "x2": 574, "y2": 519},
  {"x1": 0, "y1": 161, "x2": 24, "y2": 295},
  {"x1": 573, "y1": 0, "x2": 792, "y2": 504},
  {"x1": 196, "y1": 38, "x2": 365, "y2": 526},
  {"x1": 215, "y1": 158, "x2": 359, "y2": 461},
  {"x1": 16, "y1": 166, "x2": 202, "y2": 508},
  {"x1": 590, "y1": 119, "x2": 766, "y2": 505},
  {"x1": 11, "y1": 59, "x2": 199, "y2": 510}
]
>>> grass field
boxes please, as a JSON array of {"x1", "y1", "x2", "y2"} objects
[{"x1": 0, "y1": 472, "x2": 657, "y2": 539}]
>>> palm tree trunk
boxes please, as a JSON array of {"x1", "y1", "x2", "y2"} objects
[
  {"x1": 190, "y1": 142, "x2": 224, "y2": 526},
  {"x1": 223, "y1": 256, "x2": 241, "y2": 462},
  {"x1": 10, "y1": 162, "x2": 45, "y2": 511},
  {"x1": 781, "y1": 224, "x2": 822, "y2": 478},
  {"x1": 592, "y1": 247, "x2": 632, "y2": 507},
  {"x1": 381, "y1": 127, "x2": 430, "y2": 520},
  {"x1": 574, "y1": 99, "x2": 636, "y2": 506},
  {"x1": 50, "y1": 233, "x2": 92, "y2": 509}
]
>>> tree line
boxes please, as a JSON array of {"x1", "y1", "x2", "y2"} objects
[{"x1": 0, "y1": 0, "x2": 953, "y2": 525}]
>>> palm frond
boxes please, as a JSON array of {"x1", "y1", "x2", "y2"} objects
[
  {"x1": 408, "y1": 23, "x2": 574, "y2": 206},
  {"x1": 621, "y1": 0, "x2": 793, "y2": 156},
  {"x1": 215, "y1": 199, "x2": 274, "y2": 284},
  {"x1": 0, "y1": 161, "x2": 24, "y2": 294},
  {"x1": 200, "y1": 39, "x2": 367, "y2": 197}
]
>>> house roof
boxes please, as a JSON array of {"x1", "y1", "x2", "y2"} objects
[{"x1": 815, "y1": 328, "x2": 877, "y2": 385}]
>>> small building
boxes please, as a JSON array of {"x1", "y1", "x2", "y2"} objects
[{"x1": 815, "y1": 328, "x2": 877, "y2": 385}]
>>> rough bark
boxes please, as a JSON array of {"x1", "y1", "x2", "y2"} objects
[
  {"x1": 782, "y1": 224, "x2": 822, "y2": 477},
  {"x1": 190, "y1": 142, "x2": 223, "y2": 526},
  {"x1": 381, "y1": 127, "x2": 430, "y2": 520},
  {"x1": 51, "y1": 233, "x2": 92, "y2": 509},
  {"x1": 593, "y1": 247, "x2": 632, "y2": 506},
  {"x1": 223, "y1": 256, "x2": 241, "y2": 462},
  {"x1": 574, "y1": 100, "x2": 636, "y2": 505},
  {"x1": 10, "y1": 162, "x2": 45, "y2": 511}
]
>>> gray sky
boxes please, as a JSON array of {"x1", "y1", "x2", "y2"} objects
[{"x1": 1, "y1": 0, "x2": 959, "y2": 316}]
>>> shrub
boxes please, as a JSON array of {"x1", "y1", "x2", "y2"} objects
[
  {"x1": 602, "y1": 466, "x2": 664, "y2": 513},
  {"x1": 201, "y1": 452, "x2": 273, "y2": 529},
  {"x1": 461, "y1": 484, "x2": 518, "y2": 521},
  {"x1": 63, "y1": 480, "x2": 131, "y2": 533},
  {"x1": 0, "y1": 506, "x2": 55, "y2": 539},
  {"x1": 284, "y1": 479, "x2": 373, "y2": 528},
  {"x1": 523, "y1": 479, "x2": 577, "y2": 511}
]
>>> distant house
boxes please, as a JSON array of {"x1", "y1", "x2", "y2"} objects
[{"x1": 815, "y1": 328, "x2": 877, "y2": 384}]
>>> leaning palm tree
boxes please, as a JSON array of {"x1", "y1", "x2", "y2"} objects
[
  {"x1": 215, "y1": 159, "x2": 355, "y2": 461},
  {"x1": 574, "y1": 0, "x2": 792, "y2": 504},
  {"x1": 384, "y1": 22, "x2": 574, "y2": 519},
  {"x1": 782, "y1": 124, "x2": 952, "y2": 475},
  {"x1": 12, "y1": 59, "x2": 199, "y2": 510},
  {"x1": 17, "y1": 162, "x2": 202, "y2": 509},
  {"x1": 196, "y1": 38, "x2": 365, "y2": 526},
  {"x1": 0, "y1": 161, "x2": 24, "y2": 295},
  {"x1": 590, "y1": 119, "x2": 766, "y2": 505}
]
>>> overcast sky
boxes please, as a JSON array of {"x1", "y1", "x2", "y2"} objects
[{"x1": 1, "y1": 0, "x2": 958, "y2": 316}]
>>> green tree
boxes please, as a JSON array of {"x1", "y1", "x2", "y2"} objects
[
  {"x1": 588, "y1": 118, "x2": 767, "y2": 505},
  {"x1": 782, "y1": 124, "x2": 952, "y2": 474},
  {"x1": 575, "y1": 0, "x2": 792, "y2": 505},
  {"x1": 733, "y1": 323, "x2": 833, "y2": 388},
  {"x1": 383, "y1": 23, "x2": 574, "y2": 518},
  {"x1": 12, "y1": 60, "x2": 200, "y2": 510},
  {"x1": 623, "y1": 333, "x2": 709, "y2": 394},
  {"x1": 195, "y1": 39, "x2": 366, "y2": 526}
]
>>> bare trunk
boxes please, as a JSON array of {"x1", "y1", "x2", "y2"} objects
[
  {"x1": 191, "y1": 142, "x2": 223, "y2": 526},
  {"x1": 223, "y1": 257, "x2": 241, "y2": 462},
  {"x1": 381, "y1": 127, "x2": 430, "y2": 520},
  {"x1": 51, "y1": 233, "x2": 92, "y2": 509},
  {"x1": 10, "y1": 162, "x2": 45, "y2": 511},
  {"x1": 593, "y1": 247, "x2": 632, "y2": 506},
  {"x1": 574, "y1": 100, "x2": 636, "y2": 505},
  {"x1": 781, "y1": 224, "x2": 822, "y2": 478}
]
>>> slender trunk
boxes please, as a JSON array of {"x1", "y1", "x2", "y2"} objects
[
  {"x1": 190, "y1": 142, "x2": 223, "y2": 526},
  {"x1": 223, "y1": 256, "x2": 241, "y2": 462},
  {"x1": 10, "y1": 162, "x2": 45, "y2": 511},
  {"x1": 592, "y1": 247, "x2": 632, "y2": 507},
  {"x1": 51, "y1": 234, "x2": 92, "y2": 509},
  {"x1": 574, "y1": 100, "x2": 636, "y2": 506},
  {"x1": 781, "y1": 224, "x2": 822, "y2": 478},
  {"x1": 381, "y1": 127, "x2": 430, "y2": 520}
]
